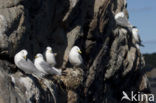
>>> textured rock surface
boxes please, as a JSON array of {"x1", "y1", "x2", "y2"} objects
[{"x1": 0, "y1": 0, "x2": 150, "y2": 103}]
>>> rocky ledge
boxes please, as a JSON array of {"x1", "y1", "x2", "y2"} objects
[{"x1": 0, "y1": 0, "x2": 150, "y2": 103}]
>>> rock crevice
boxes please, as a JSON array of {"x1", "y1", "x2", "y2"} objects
[{"x1": 0, "y1": 0, "x2": 148, "y2": 103}]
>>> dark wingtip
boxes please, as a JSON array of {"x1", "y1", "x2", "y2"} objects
[
  {"x1": 140, "y1": 40, "x2": 144, "y2": 47},
  {"x1": 140, "y1": 43, "x2": 144, "y2": 47},
  {"x1": 132, "y1": 26, "x2": 137, "y2": 28}
]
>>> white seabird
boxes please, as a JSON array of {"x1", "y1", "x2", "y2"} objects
[
  {"x1": 115, "y1": 12, "x2": 132, "y2": 32},
  {"x1": 34, "y1": 53, "x2": 62, "y2": 76},
  {"x1": 68, "y1": 46, "x2": 83, "y2": 68},
  {"x1": 14, "y1": 50, "x2": 44, "y2": 77},
  {"x1": 132, "y1": 26, "x2": 144, "y2": 48},
  {"x1": 45, "y1": 46, "x2": 56, "y2": 66}
]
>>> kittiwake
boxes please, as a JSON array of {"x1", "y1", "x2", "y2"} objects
[
  {"x1": 68, "y1": 46, "x2": 83, "y2": 68},
  {"x1": 14, "y1": 49, "x2": 44, "y2": 77},
  {"x1": 45, "y1": 46, "x2": 56, "y2": 66},
  {"x1": 34, "y1": 53, "x2": 62, "y2": 76},
  {"x1": 115, "y1": 12, "x2": 132, "y2": 32},
  {"x1": 132, "y1": 26, "x2": 144, "y2": 48}
]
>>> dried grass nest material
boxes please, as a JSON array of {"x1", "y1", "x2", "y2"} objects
[{"x1": 61, "y1": 68, "x2": 84, "y2": 89}]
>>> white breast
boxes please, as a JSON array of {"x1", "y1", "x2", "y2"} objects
[
  {"x1": 45, "y1": 52, "x2": 56, "y2": 66},
  {"x1": 69, "y1": 51, "x2": 82, "y2": 66},
  {"x1": 34, "y1": 58, "x2": 47, "y2": 74},
  {"x1": 132, "y1": 29, "x2": 139, "y2": 41},
  {"x1": 14, "y1": 53, "x2": 23, "y2": 68}
]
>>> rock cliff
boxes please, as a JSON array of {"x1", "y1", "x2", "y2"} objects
[{"x1": 0, "y1": 0, "x2": 150, "y2": 103}]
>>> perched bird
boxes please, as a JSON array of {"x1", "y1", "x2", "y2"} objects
[
  {"x1": 14, "y1": 50, "x2": 44, "y2": 77},
  {"x1": 45, "y1": 46, "x2": 56, "y2": 66},
  {"x1": 115, "y1": 12, "x2": 132, "y2": 32},
  {"x1": 34, "y1": 53, "x2": 62, "y2": 76},
  {"x1": 132, "y1": 26, "x2": 144, "y2": 48},
  {"x1": 68, "y1": 46, "x2": 83, "y2": 68}
]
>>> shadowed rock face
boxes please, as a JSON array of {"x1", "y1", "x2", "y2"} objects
[{"x1": 0, "y1": 0, "x2": 149, "y2": 103}]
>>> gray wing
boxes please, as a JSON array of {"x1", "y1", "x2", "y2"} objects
[
  {"x1": 40, "y1": 61, "x2": 61, "y2": 75},
  {"x1": 116, "y1": 17, "x2": 131, "y2": 28},
  {"x1": 27, "y1": 59, "x2": 36, "y2": 68},
  {"x1": 78, "y1": 55, "x2": 83, "y2": 64},
  {"x1": 17, "y1": 59, "x2": 37, "y2": 74},
  {"x1": 137, "y1": 34, "x2": 144, "y2": 46},
  {"x1": 27, "y1": 59, "x2": 44, "y2": 77},
  {"x1": 137, "y1": 34, "x2": 141, "y2": 43}
]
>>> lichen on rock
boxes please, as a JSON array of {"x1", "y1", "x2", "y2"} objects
[{"x1": 0, "y1": 0, "x2": 149, "y2": 103}]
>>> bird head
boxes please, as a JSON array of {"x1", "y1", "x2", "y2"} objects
[
  {"x1": 35, "y1": 53, "x2": 43, "y2": 59},
  {"x1": 73, "y1": 46, "x2": 82, "y2": 54},
  {"x1": 115, "y1": 12, "x2": 124, "y2": 19},
  {"x1": 46, "y1": 46, "x2": 52, "y2": 53},
  {"x1": 132, "y1": 27, "x2": 139, "y2": 33},
  {"x1": 20, "y1": 49, "x2": 28, "y2": 59}
]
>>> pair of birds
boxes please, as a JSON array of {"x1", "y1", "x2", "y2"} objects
[
  {"x1": 14, "y1": 46, "x2": 83, "y2": 77},
  {"x1": 114, "y1": 12, "x2": 144, "y2": 49}
]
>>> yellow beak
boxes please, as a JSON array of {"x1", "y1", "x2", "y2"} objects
[
  {"x1": 24, "y1": 56, "x2": 26, "y2": 59},
  {"x1": 35, "y1": 56, "x2": 38, "y2": 58},
  {"x1": 78, "y1": 50, "x2": 82, "y2": 54}
]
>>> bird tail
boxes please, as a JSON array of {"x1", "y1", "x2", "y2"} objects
[
  {"x1": 51, "y1": 67, "x2": 62, "y2": 76},
  {"x1": 33, "y1": 71, "x2": 45, "y2": 78},
  {"x1": 140, "y1": 43, "x2": 144, "y2": 47},
  {"x1": 137, "y1": 42, "x2": 144, "y2": 47}
]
